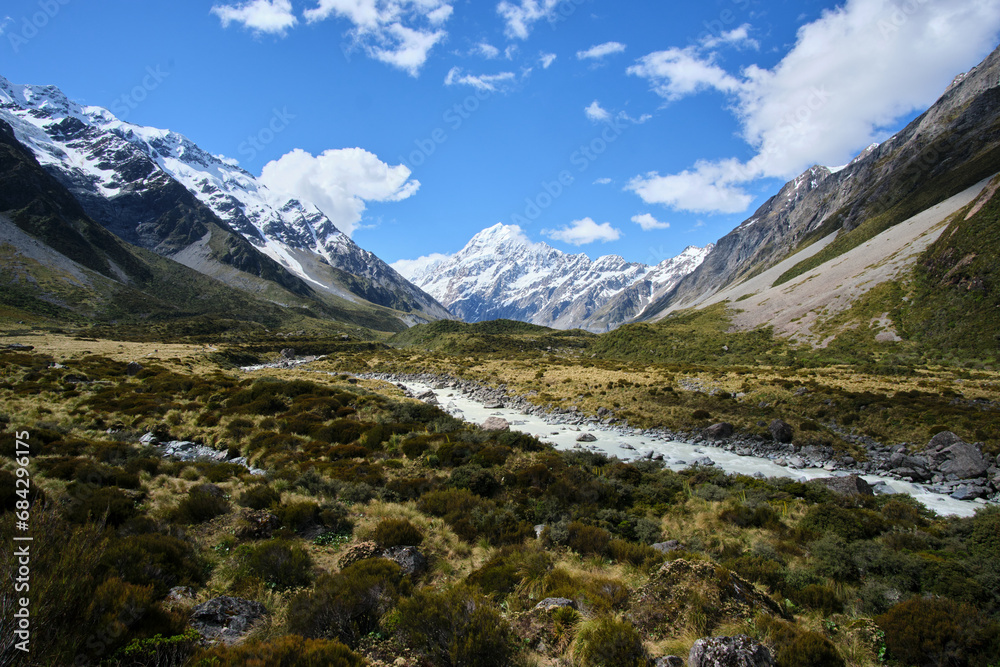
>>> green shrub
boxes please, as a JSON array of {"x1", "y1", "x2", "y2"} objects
[
  {"x1": 720, "y1": 502, "x2": 782, "y2": 529},
  {"x1": 799, "y1": 503, "x2": 887, "y2": 541},
  {"x1": 276, "y1": 501, "x2": 323, "y2": 534},
  {"x1": 372, "y1": 518, "x2": 424, "y2": 547},
  {"x1": 235, "y1": 539, "x2": 313, "y2": 590},
  {"x1": 775, "y1": 631, "x2": 845, "y2": 667},
  {"x1": 239, "y1": 484, "x2": 281, "y2": 510},
  {"x1": 573, "y1": 616, "x2": 649, "y2": 667},
  {"x1": 566, "y1": 521, "x2": 611, "y2": 557},
  {"x1": 99, "y1": 533, "x2": 205, "y2": 597},
  {"x1": 286, "y1": 558, "x2": 408, "y2": 646},
  {"x1": 173, "y1": 488, "x2": 230, "y2": 524},
  {"x1": 66, "y1": 486, "x2": 139, "y2": 526},
  {"x1": 608, "y1": 539, "x2": 662, "y2": 568},
  {"x1": 876, "y1": 597, "x2": 1000, "y2": 667},
  {"x1": 397, "y1": 587, "x2": 519, "y2": 667},
  {"x1": 448, "y1": 464, "x2": 500, "y2": 497},
  {"x1": 191, "y1": 634, "x2": 365, "y2": 666},
  {"x1": 788, "y1": 584, "x2": 843, "y2": 616},
  {"x1": 692, "y1": 409, "x2": 711, "y2": 420}
]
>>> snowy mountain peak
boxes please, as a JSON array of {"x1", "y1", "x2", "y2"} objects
[
  {"x1": 396, "y1": 224, "x2": 710, "y2": 331},
  {"x1": 0, "y1": 74, "x2": 451, "y2": 322}
]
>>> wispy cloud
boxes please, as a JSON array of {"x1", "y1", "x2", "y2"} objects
[
  {"x1": 473, "y1": 41, "x2": 500, "y2": 59},
  {"x1": 211, "y1": 0, "x2": 298, "y2": 36},
  {"x1": 496, "y1": 0, "x2": 560, "y2": 39},
  {"x1": 700, "y1": 24, "x2": 758, "y2": 50},
  {"x1": 303, "y1": 0, "x2": 454, "y2": 76},
  {"x1": 631, "y1": 213, "x2": 670, "y2": 231},
  {"x1": 445, "y1": 67, "x2": 517, "y2": 91},
  {"x1": 539, "y1": 52, "x2": 557, "y2": 68},
  {"x1": 543, "y1": 217, "x2": 622, "y2": 245},
  {"x1": 593, "y1": 177, "x2": 612, "y2": 185},
  {"x1": 577, "y1": 41, "x2": 626, "y2": 60}
]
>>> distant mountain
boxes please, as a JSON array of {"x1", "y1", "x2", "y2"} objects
[
  {"x1": 394, "y1": 223, "x2": 710, "y2": 331},
  {"x1": 0, "y1": 75, "x2": 451, "y2": 327},
  {"x1": 0, "y1": 116, "x2": 363, "y2": 332},
  {"x1": 641, "y1": 42, "x2": 1000, "y2": 322}
]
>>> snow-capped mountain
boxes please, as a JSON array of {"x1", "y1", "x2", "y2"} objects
[
  {"x1": 394, "y1": 223, "x2": 710, "y2": 331},
  {"x1": 0, "y1": 74, "x2": 451, "y2": 323}
]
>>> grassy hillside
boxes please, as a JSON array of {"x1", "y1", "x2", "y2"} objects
[
  {"x1": 388, "y1": 319, "x2": 594, "y2": 356},
  {"x1": 1, "y1": 342, "x2": 997, "y2": 666}
]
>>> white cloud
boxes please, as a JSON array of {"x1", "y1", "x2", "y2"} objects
[
  {"x1": 584, "y1": 100, "x2": 611, "y2": 122},
  {"x1": 627, "y1": 159, "x2": 755, "y2": 215},
  {"x1": 496, "y1": 0, "x2": 559, "y2": 39},
  {"x1": 627, "y1": 47, "x2": 741, "y2": 101},
  {"x1": 632, "y1": 213, "x2": 670, "y2": 231},
  {"x1": 392, "y1": 252, "x2": 450, "y2": 279},
  {"x1": 543, "y1": 218, "x2": 622, "y2": 245},
  {"x1": 260, "y1": 147, "x2": 420, "y2": 237},
  {"x1": 474, "y1": 41, "x2": 500, "y2": 58},
  {"x1": 304, "y1": 0, "x2": 454, "y2": 76},
  {"x1": 211, "y1": 0, "x2": 298, "y2": 36},
  {"x1": 444, "y1": 67, "x2": 516, "y2": 91},
  {"x1": 539, "y1": 52, "x2": 557, "y2": 68},
  {"x1": 628, "y1": 0, "x2": 1000, "y2": 215},
  {"x1": 700, "y1": 24, "x2": 758, "y2": 50},
  {"x1": 577, "y1": 41, "x2": 626, "y2": 60},
  {"x1": 593, "y1": 177, "x2": 612, "y2": 185}
]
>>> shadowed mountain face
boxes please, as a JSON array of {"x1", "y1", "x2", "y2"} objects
[
  {"x1": 0, "y1": 75, "x2": 452, "y2": 325},
  {"x1": 640, "y1": 43, "x2": 1000, "y2": 321},
  {"x1": 0, "y1": 118, "x2": 430, "y2": 333}
]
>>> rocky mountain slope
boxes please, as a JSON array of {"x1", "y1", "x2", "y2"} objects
[
  {"x1": 640, "y1": 42, "x2": 1000, "y2": 322},
  {"x1": 0, "y1": 75, "x2": 451, "y2": 326},
  {"x1": 395, "y1": 223, "x2": 710, "y2": 331}
]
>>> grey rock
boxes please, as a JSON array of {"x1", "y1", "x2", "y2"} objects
[
  {"x1": 534, "y1": 597, "x2": 576, "y2": 611},
  {"x1": 704, "y1": 422, "x2": 734, "y2": 440},
  {"x1": 382, "y1": 546, "x2": 428, "y2": 576},
  {"x1": 769, "y1": 419, "x2": 794, "y2": 444},
  {"x1": 652, "y1": 540, "x2": 682, "y2": 554},
  {"x1": 126, "y1": 361, "x2": 143, "y2": 376},
  {"x1": 190, "y1": 596, "x2": 268, "y2": 644},
  {"x1": 689, "y1": 635, "x2": 774, "y2": 667},
  {"x1": 938, "y1": 441, "x2": 988, "y2": 479},
  {"x1": 576, "y1": 433, "x2": 598, "y2": 442},
  {"x1": 481, "y1": 417, "x2": 510, "y2": 432},
  {"x1": 812, "y1": 474, "x2": 874, "y2": 496},
  {"x1": 167, "y1": 586, "x2": 195, "y2": 603},
  {"x1": 483, "y1": 401, "x2": 504, "y2": 409},
  {"x1": 950, "y1": 485, "x2": 988, "y2": 501},
  {"x1": 280, "y1": 348, "x2": 295, "y2": 360},
  {"x1": 928, "y1": 431, "x2": 965, "y2": 451},
  {"x1": 655, "y1": 658, "x2": 685, "y2": 667}
]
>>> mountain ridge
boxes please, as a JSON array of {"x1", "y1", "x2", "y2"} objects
[{"x1": 394, "y1": 223, "x2": 711, "y2": 332}]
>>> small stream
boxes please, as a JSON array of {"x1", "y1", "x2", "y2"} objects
[{"x1": 399, "y1": 381, "x2": 985, "y2": 518}]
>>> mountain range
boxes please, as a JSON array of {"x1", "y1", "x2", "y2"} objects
[
  {"x1": 2, "y1": 41, "x2": 999, "y2": 338},
  {"x1": 393, "y1": 223, "x2": 711, "y2": 332},
  {"x1": 0, "y1": 75, "x2": 449, "y2": 332}
]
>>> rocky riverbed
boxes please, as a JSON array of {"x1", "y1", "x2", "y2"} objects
[{"x1": 358, "y1": 372, "x2": 999, "y2": 517}]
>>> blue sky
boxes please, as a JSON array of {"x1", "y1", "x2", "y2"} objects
[{"x1": 2, "y1": 0, "x2": 999, "y2": 267}]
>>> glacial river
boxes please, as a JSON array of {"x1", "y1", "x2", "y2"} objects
[{"x1": 401, "y1": 381, "x2": 986, "y2": 518}]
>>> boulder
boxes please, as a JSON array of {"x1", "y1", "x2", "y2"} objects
[
  {"x1": 655, "y1": 658, "x2": 685, "y2": 667},
  {"x1": 190, "y1": 596, "x2": 268, "y2": 644},
  {"x1": 938, "y1": 441, "x2": 988, "y2": 479},
  {"x1": 382, "y1": 546, "x2": 428, "y2": 576},
  {"x1": 652, "y1": 540, "x2": 682, "y2": 554},
  {"x1": 534, "y1": 597, "x2": 576, "y2": 611},
  {"x1": 812, "y1": 475, "x2": 875, "y2": 496},
  {"x1": 483, "y1": 401, "x2": 504, "y2": 409},
  {"x1": 704, "y1": 422, "x2": 734, "y2": 440},
  {"x1": 126, "y1": 361, "x2": 143, "y2": 377},
  {"x1": 769, "y1": 419, "x2": 794, "y2": 444},
  {"x1": 928, "y1": 431, "x2": 965, "y2": 451},
  {"x1": 689, "y1": 635, "x2": 775, "y2": 667},
  {"x1": 481, "y1": 417, "x2": 510, "y2": 432},
  {"x1": 280, "y1": 348, "x2": 295, "y2": 360},
  {"x1": 950, "y1": 485, "x2": 988, "y2": 501},
  {"x1": 576, "y1": 433, "x2": 598, "y2": 442}
]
